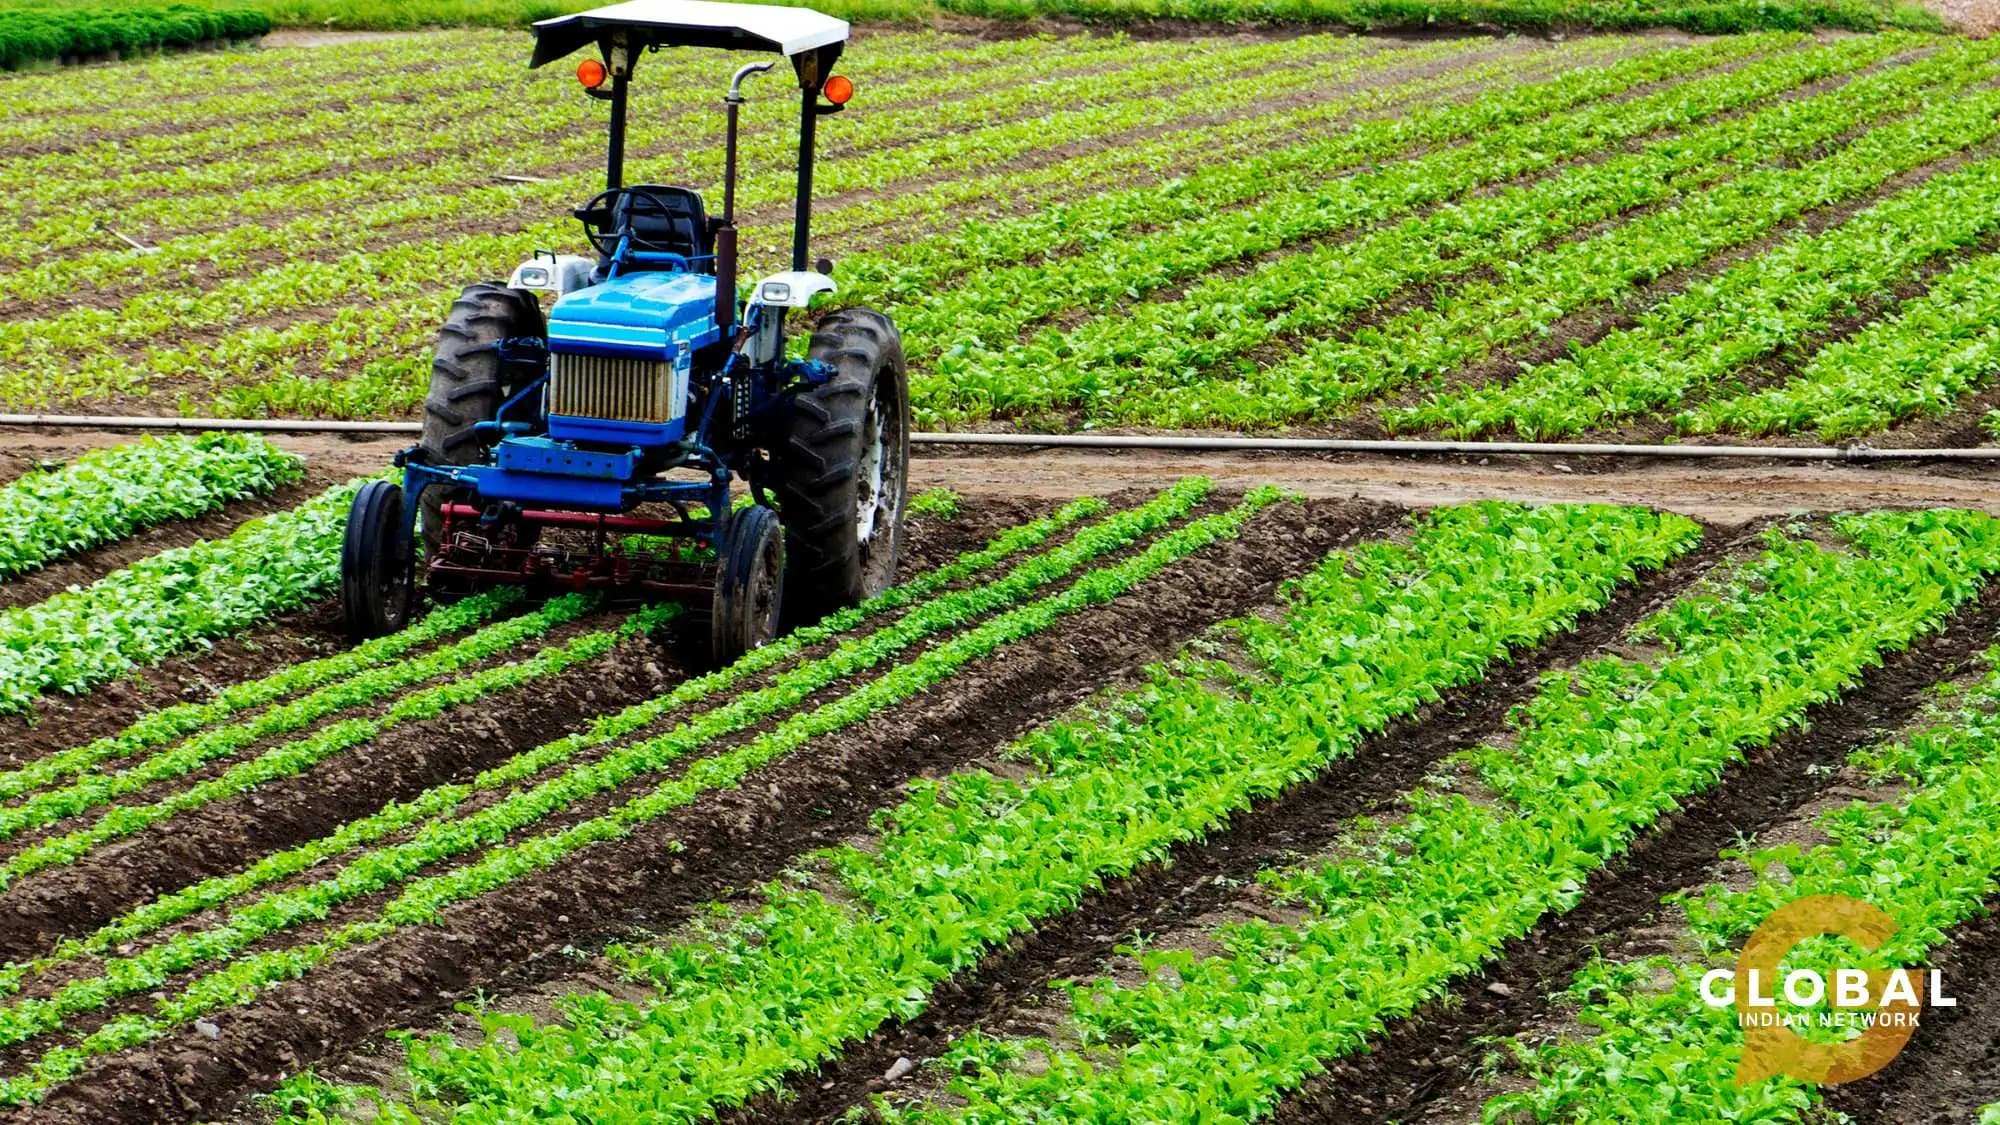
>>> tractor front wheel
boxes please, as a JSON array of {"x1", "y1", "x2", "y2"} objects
[
  {"x1": 340, "y1": 480, "x2": 415, "y2": 639},
  {"x1": 709, "y1": 504, "x2": 785, "y2": 668},
  {"x1": 771, "y1": 308, "x2": 910, "y2": 628}
]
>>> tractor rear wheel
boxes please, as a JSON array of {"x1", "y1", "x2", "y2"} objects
[
  {"x1": 708, "y1": 504, "x2": 785, "y2": 668},
  {"x1": 771, "y1": 308, "x2": 910, "y2": 628},
  {"x1": 418, "y1": 282, "x2": 545, "y2": 558}
]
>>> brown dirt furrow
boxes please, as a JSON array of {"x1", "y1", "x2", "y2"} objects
[
  {"x1": 760, "y1": 513, "x2": 1745, "y2": 1123},
  {"x1": 0, "y1": 603, "x2": 580, "y2": 868},
  {"x1": 1414, "y1": 763, "x2": 1929, "y2": 1123},
  {"x1": 0, "y1": 471, "x2": 339, "y2": 614},
  {"x1": 0, "y1": 615, "x2": 676, "y2": 967},
  {"x1": 1260, "y1": 574, "x2": 2000, "y2": 1124},
  {"x1": 0, "y1": 606, "x2": 353, "y2": 769},
  {"x1": 152, "y1": 491, "x2": 1180, "y2": 963},
  {"x1": 13, "y1": 494, "x2": 1391, "y2": 1125},
  {"x1": 1827, "y1": 898, "x2": 2000, "y2": 1123}
]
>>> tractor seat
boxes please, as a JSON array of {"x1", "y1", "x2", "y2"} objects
[{"x1": 590, "y1": 185, "x2": 713, "y2": 279}]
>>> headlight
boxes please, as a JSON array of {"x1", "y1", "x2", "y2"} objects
[
  {"x1": 761, "y1": 281, "x2": 792, "y2": 303},
  {"x1": 519, "y1": 266, "x2": 552, "y2": 288}
]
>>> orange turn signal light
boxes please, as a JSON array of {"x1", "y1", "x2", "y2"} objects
[
  {"x1": 823, "y1": 74, "x2": 853, "y2": 105},
  {"x1": 577, "y1": 58, "x2": 607, "y2": 89}
]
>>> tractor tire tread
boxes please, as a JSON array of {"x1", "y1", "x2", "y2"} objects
[
  {"x1": 770, "y1": 307, "x2": 909, "y2": 627},
  {"x1": 418, "y1": 282, "x2": 544, "y2": 556}
]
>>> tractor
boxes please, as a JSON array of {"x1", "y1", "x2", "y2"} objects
[{"x1": 339, "y1": 0, "x2": 910, "y2": 667}]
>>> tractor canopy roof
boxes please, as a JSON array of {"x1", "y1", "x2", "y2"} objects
[{"x1": 530, "y1": 0, "x2": 849, "y2": 67}]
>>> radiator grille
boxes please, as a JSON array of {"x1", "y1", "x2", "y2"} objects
[{"x1": 549, "y1": 352, "x2": 675, "y2": 423}]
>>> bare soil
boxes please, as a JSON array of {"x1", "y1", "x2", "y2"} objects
[{"x1": 1924, "y1": 0, "x2": 2000, "y2": 34}]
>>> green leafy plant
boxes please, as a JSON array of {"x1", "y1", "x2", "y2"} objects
[
  {"x1": 907, "y1": 487, "x2": 961, "y2": 520},
  {"x1": 0, "y1": 432, "x2": 301, "y2": 580}
]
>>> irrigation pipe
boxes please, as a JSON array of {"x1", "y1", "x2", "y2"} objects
[{"x1": 0, "y1": 413, "x2": 1997, "y2": 461}]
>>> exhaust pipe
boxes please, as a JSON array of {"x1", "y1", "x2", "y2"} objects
[{"x1": 715, "y1": 61, "x2": 773, "y2": 338}]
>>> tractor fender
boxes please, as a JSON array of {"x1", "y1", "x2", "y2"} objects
[
  {"x1": 747, "y1": 270, "x2": 835, "y2": 310},
  {"x1": 507, "y1": 253, "x2": 597, "y2": 297}
]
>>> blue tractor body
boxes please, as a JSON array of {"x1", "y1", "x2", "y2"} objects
[{"x1": 418, "y1": 270, "x2": 725, "y2": 512}]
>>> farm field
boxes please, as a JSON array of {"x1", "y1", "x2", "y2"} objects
[
  {"x1": 0, "y1": 439, "x2": 1995, "y2": 1121},
  {"x1": 10, "y1": 26, "x2": 2000, "y2": 446},
  {"x1": 15, "y1": 5, "x2": 2000, "y2": 1122}
]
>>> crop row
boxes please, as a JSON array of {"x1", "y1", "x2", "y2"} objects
[
  {"x1": 0, "y1": 29, "x2": 1254, "y2": 260},
  {"x1": 100, "y1": 34, "x2": 1729, "y2": 422},
  {"x1": 0, "y1": 28, "x2": 1038, "y2": 142},
  {"x1": 935, "y1": 31, "x2": 1934, "y2": 425},
  {"x1": 1106, "y1": 38, "x2": 1991, "y2": 426},
  {"x1": 1488, "y1": 646, "x2": 2000, "y2": 1120},
  {"x1": 0, "y1": 26, "x2": 1090, "y2": 192},
  {"x1": 0, "y1": 432, "x2": 300, "y2": 580},
  {"x1": 1392, "y1": 104, "x2": 2000, "y2": 437},
  {"x1": 91, "y1": 38, "x2": 1551, "y2": 421},
  {"x1": 0, "y1": 593, "x2": 620, "y2": 889},
  {"x1": 1172, "y1": 46, "x2": 2000, "y2": 432},
  {"x1": 0, "y1": 28, "x2": 500, "y2": 126},
  {"x1": 0, "y1": 590, "x2": 516, "y2": 803},
  {"x1": 861, "y1": 509, "x2": 2000, "y2": 1120},
  {"x1": 0, "y1": 34, "x2": 1508, "y2": 308},
  {"x1": 0, "y1": 480, "x2": 1247, "y2": 1102},
  {"x1": 0, "y1": 30, "x2": 1360, "y2": 258},
  {"x1": 876, "y1": 34, "x2": 1769, "y2": 374},
  {"x1": 354, "y1": 501, "x2": 1698, "y2": 1122},
  {"x1": 1684, "y1": 242, "x2": 2000, "y2": 440},
  {"x1": 0, "y1": 33, "x2": 1393, "y2": 392},
  {"x1": 0, "y1": 36, "x2": 1644, "y2": 414},
  {"x1": 0, "y1": 477, "x2": 363, "y2": 715}
]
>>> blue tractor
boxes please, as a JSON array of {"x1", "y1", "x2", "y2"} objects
[{"x1": 340, "y1": 0, "x2": 909, "y2": 666}]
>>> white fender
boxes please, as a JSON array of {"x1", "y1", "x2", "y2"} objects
[
  {"x1": 748, "y1": 270, "x2": 836, "y2": 309},
  {"x1": 507, "y1": 253, "x2": 597, "y2": 296}
]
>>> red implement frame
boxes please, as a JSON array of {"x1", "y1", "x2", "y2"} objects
[{"x1": 425, "y1": 501, "x2": 714, "y2": 596}]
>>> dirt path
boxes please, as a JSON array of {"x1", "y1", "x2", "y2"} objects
[
  {"x1": 908, "y1": 449, "x2": 2000, "y2": 522},
  {"x1": 77, "y1": 430, "x2": 2000, "y2": 522},
  {"x1": 6, "y1": 426, "x2": 1994, "y2": 523},
  {"x1": 1924, "y1": 0, "x2": 2000, "y2": 34}
]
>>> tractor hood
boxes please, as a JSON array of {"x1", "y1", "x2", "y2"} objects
[{"x1": 546, "y1": 271, "x2": 723, "y2": 358}]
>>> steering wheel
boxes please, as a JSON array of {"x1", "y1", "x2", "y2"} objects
[{"x1": 573, "y1": 187, "x2": 688, "y2": 261}]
